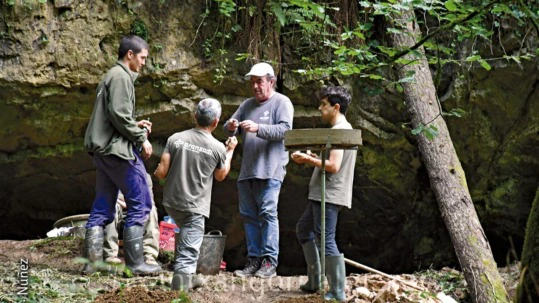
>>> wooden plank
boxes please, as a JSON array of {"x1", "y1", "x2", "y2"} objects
[{"x1": 284, "y1": 129, "x2": 362, "y2": 151}]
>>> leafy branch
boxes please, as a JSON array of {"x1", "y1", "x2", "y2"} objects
[
  {"x1": 387, "y1": 0, "x2": 501, "y2": 66},
  {"x1": 518, "y1": 0, "x2": 539, "y2": 34},
  {"x1": 199, "y1": 0, "x2": 537, "y2": 140}
]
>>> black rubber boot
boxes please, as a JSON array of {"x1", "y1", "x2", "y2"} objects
[
  {"x1": 171, "y1": 272, "x2": 206, "y2": 291},
  {"x1": 324, "y1": 254, "x2": 346, "y2": 301},
  {"x1": 300, "y1": 241, "x2": 321, "y2": 293},
  {"x1": 81, "y1": 226, "x2": 104, "y2": 275},
  {"x1": 123, "y1": 225, "x2": 162, "y2": 276}
]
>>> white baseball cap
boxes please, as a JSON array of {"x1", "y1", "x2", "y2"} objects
[{"x1": 244, "y1": 62, "x2": 275, "y2": 80}]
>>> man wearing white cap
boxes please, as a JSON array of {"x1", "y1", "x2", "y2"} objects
[{"x1": 224, "y1": 62, "x2": 294, "y2": 278}]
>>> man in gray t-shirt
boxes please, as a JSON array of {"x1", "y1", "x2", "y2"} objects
[
  {"x1": 155, "y1": 98, "x2": 237, "y2": 292},
  {"x1": 291, "y1": 86, "x2": 356, "y2": 301},
  {"x1": 224, "y1": 62, "x2": 294, "y2": 278}
]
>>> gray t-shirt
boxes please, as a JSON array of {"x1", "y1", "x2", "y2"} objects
[
  {"x1": 223, "y1": 92, "x2": 294, "y2": 181},
  {"x1": 308, "y1": 120, "x2": 357, "y2": 208},
  {"x1": 162, "y1": 128, "x2": 227, "y2": 218}
]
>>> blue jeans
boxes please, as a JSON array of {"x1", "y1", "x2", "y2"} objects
[
  {"x1": 296, "y1": 200, "x2": 343, "y2": 256},
  {"x1": 86, "y1": 150, "x2": 152, "y2": 228},
  {"x1": 238, "y1": 179, "x2": 282, "y2": 265},
  {"x1": 165, "y1": 207, "x2": 205, "y2": 274}
]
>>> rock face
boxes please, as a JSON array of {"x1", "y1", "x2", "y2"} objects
[{"x1": 0, "y1": 1, "x2": 537, "y2": 275}]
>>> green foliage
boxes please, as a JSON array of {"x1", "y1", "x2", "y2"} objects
[
  {"x1": 443, "y1": 108, "x2": 466, "y2": 118},
  {"x1": 300, "y1": 1, "x2": 535, "y2": 130},
  {"x1": 418, "y1": 268, "x2": 467, "y2": 298},
  {"x1": 270, "y1": 0, "x2": 338, "y2": 69},
  {"x1": 229, "y1": 0, "x2": 537, "y2": 82},
  {"x1": 465, "y1": 54, "x2": 491, "y2": 71},
  {"x1": 201, "y1": 0, "x2": 537, "y2": 131},
  {"x1": 153, "y1": 62, "x2": 162, "y2": 73},
  {"x1": 171, "y1": 292, "x2": 192, "y2": 303},
  {"x1": 131, "y1": 19, "x2": 149, "y2": 41},
  {"x1": 216, "y1": 0, "x2": 236, "y2": 17},
  {"x1": 153, "y1": 43, "x2": 163, "y2": 52},
  {"x1": 412, "y1": 123, "x2": 440, "y2": 141},
  {"x1": 199, "y1": 0, "x2": 340, "y2": 82},
  {"x1": 74, "y1": 257, "x2": 128, "y2": 277},
  {"x1": 195, "y1": 0, "x2": 240, "y2": 83},
  {"x1": 158, "y1": 249, "x2": 175, "y2": 265},
  {"x1": 6, "y1": 0, "x2": 47, "y2": 9},
  {"x1": 29, "y1": 236, "x2": 72, "y2": 250}
]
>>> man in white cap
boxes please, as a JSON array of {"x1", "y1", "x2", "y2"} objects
[{"x1": 224, "y1": 62, "x2": 294, "y2": 278}]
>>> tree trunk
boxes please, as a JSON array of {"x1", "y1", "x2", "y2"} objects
[
  {"x1": 389, "y1": 10, "x2": 509, "y2": 303},
  {"x1": 517, "y1": 186, "x2": 539, "y2": 303}
]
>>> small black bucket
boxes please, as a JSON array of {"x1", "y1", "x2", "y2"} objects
[
  {"x1": 197, "y1": 230, "x2": 226, "y2": 275},
  {"x1": 175, "y1": 230, "x2": 226, "y2": 275}
]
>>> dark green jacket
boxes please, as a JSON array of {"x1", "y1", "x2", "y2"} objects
[{"x1": 84, "y1": 61, "x2": 147, "y2": 160}]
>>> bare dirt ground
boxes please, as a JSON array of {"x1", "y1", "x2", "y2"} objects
[{"x1": 0, "y1": 237, "x2": 521, "y2": 303}]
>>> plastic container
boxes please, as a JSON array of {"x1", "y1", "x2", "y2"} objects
[
  {"x1": 159, "y1": 221, "x2": 178, "y2": 252},
  {"x1": 164, "y1": 215, "x2": 175, "y2": 224}
]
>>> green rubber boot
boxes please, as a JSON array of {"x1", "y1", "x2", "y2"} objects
[
  {"x1": 300, "y1": 241, "x2": 321, "y2": 293},
  {"x1": 324, "y1": 254, "x2": 346, "y2": 301}
]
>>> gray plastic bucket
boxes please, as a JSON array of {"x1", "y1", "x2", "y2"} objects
[{"x1": 174, "y1": 230, "x2": 226, "y2": 275}]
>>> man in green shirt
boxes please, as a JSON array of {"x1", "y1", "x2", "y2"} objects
[{"x1": 82, "y1": 35, "x2": 160, "y2": 276}]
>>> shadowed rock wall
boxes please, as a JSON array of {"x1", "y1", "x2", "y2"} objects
[{"x1": 0, "y1": 0, "x2": 537, "y2": 275}]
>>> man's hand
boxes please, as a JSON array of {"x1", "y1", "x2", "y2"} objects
[
  {"x1": 291, "y1": 151, "x2": 310, "y2": 164},
  {"x1": 141, "y1": 140, "x2": 153, "y2": 160},
  {"x1": 227, "y1": 118, "x2": 239, "y2": 132},
  {"x1": 306, "y1": 150, "x2": 318, "y2": 158},
  {"x1": 117, "y1": 199, "x2": 127, "y2": 209},
  {"x1": 137, "y1": 119, "x2": 152, "y2": 134},
  {"x1": 225, "y1": 136, "x2": 238, "y2": 151},
  {"x1": 239, "y1": 120, "x2": 259, "y2": 133}
]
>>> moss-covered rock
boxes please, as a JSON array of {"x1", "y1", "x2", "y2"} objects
[{"x1": 516, "y1": 187, "x2": 539, "y2": 303}]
